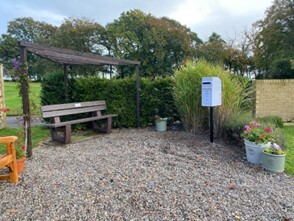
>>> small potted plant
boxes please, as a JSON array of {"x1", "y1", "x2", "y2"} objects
[
  {"x1": 261, "y1": 142, "x2": 286, "y2": 173},
  {"x1": 154, "y1": 115, "x2": 167, "y2": 132},
  {"x1": 241, "y1": 121, "x2": 272, "y2": 164},
  {"x1": 15, "y1": 136, "x2": 27, "y2": 173}
]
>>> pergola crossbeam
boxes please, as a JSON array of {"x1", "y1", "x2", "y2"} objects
[{"x1": 19, "y1": 41, "x2": 140, "y2": 66}]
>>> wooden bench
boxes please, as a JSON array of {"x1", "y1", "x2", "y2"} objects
[
  {"x1": 0, "y1": 136, "x2": 19, "y2": 184},
  {"x1": 41, "y1": 101, "x2": 117, "y2": 144}
]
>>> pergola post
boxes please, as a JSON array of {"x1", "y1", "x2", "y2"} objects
[
  {"x1": 20, "y1": 46, "x2": 32, "y2": 158},
  {"x1": 135, "y1": 65, "x2": 140, "y2": 127},
  {"x1": 64, "y1": 64, "x2": 69, "y2": 102}
]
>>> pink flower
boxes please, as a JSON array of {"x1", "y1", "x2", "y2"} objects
[
  {"x1": 273, "y1": 143, "x2": 280, "y2": 150},
  {"x1": 249, "y1": 122, "x2": 260, "y2": 127},
  {"x1": 154, "y1": 115, "x2": 161, "y2": 120},
  {"x1": 264, "y1": 127, "x2": 272, "y2": 133}
]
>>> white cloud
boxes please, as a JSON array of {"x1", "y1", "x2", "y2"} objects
[
  {"x1": 15, "y1": 5, "x2": 65, "y2": 26},
  {"x1": 0, "y1": 0, "x2": 274, "y2": 40},
  {"x1": 218, "y1": 0, "x2": 272, "y2": 16},
  {"x1": 168, "y1": 0, "x2": 214, "y2": 26}
]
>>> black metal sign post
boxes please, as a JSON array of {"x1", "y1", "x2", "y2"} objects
[{"x1": 210, "y1": 107, "x2": 214, "y2": 143}]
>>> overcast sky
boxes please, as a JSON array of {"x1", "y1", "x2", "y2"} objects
[{"x1": 0, "y1": 0, "x2": 273, "y2": 41}]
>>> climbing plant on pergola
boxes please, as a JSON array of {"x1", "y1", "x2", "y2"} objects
[{"x1": 19, "y1": 41, "x2": 140, "y2": 158}]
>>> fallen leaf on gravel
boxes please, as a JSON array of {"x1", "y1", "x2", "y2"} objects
[
  {"x1": 228, "y1": 183, "x2": 237, "y2": 190},
  {"x1": 9, "y1": 209, "x2": 16, "y2": 213},
  {"x1": 235, "y1": 215, "x2": 241, "y2": 220}
]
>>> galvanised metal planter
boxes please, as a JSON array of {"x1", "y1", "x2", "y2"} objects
[
  {"x1": 155, "y1": 120, "x2": 167, "y2": 132},
  {"x1": 261, "y1": 151, "x2": 286, "y2": 173},
  {"x1": 244, "y1": 139, "x2": 270, "y2": 164}
]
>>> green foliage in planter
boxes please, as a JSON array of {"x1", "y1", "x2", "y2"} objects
[
  {"x1": 173, "y1": 60, "x2": 253, "y2": 135},
  {"x1": 256, "y1": 115, "x2": 284, "y2": 128}
]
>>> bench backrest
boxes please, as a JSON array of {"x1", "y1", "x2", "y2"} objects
[{"x1": 41, "y1": 101, "x2": 107, "y2": 118}]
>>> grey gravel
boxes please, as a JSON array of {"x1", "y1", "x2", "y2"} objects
[{"x1": 0, "y1": 128, "x2": 293, "y2": 220}]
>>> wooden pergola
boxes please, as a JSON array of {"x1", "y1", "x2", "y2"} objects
[{"x1": 19, "y1": 41, "x2": 140, "y2": 157}]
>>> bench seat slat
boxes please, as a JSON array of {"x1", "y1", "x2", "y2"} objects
[{"x1": 46, "y1": 114, "x2": 118, "y2": 128}]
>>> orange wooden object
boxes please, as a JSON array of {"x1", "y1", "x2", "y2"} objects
[{"x1": 0, "y1": 136, "x2": 19, "y2": 184}]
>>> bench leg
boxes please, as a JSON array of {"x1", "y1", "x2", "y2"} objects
[
  {"x1": 9, "y1": 160, "x2": 19, "y2": 184},
  {"x1": 51, "y1": 125, "x2": 71, "y2": 144},
  {"x1": 92, "y1": 117, "x2": 112, "y2": 133}
]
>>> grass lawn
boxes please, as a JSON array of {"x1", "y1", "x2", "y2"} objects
[
  {"x1": 282, "y1": 126, "x2": 294, "y2": 175},
  {"x1": 4, "y1": 82, "x2": 41, "y2": 116},
  {"x1": 0, "y1": 126, "x2": 49, "y2": 155}
]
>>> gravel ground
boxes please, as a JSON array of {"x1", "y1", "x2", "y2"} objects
[{"x1": 0, "y1": 128, "x2": 293, "y2": 220}]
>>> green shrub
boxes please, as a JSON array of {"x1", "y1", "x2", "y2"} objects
[
  {"x1": 256, "y1": 115, "x2": 284, "y2": 128},
  {"x1": 72, "y1": 77, "x2": 137, "y2": 127},
  {"x1": 40, "y1": 75, "x2": 178, "y2": 127},
  {"x1": 140, "y1": 77, "x2": 178, "y2": 125},
  {"x1": 223, "y1": 112, "x2": 253, "y2": 146},
  {"x1": 173, "y1": 60, "x2": 253, "y2": 136},
  {"x1": 271, "y1": 127, "x2": 287, "y2": 149},
  {"x1": 41, "y1": 71, "x2": 74, "y2": 105}
]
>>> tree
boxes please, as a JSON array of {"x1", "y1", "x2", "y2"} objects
[
  {"x1": 0, "y1": 17, "x2": 57, "y2": 79},
  {"x1": 106, "y1": 9, "x2": 201, "y2": 77},
  {"x1": 195, "y1": 32, "x2": 227, "y2": 65},
  {"x1": 7, "y1": 17, "x2": 57, "y2": 43},
  {"x1": 253, "y1": 0, "x2": 294, "y2": 78},
  {"x1": 0, "y1": 35, "x2": 19, "y2": 67},
  {"x1": 53, "y1": 17, "x2": 105, "y2": 53},
  {"x1": 52, "y1": 17, "x2": 108, "y2": 77},
  {"x1": 270, "y1": 58, "x2": 294, "y2": 78}
]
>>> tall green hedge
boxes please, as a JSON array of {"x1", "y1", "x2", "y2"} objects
[{"x1": 41, "y1": 73, "x2": 178, "y2": 127}]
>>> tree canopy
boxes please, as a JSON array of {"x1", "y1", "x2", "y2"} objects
[
  {"x1": 0, "y1": 3, "x2": 293, "y2": 80},
  {"x1": 253, "y1": 0, "x2": 294, "y2": 78}
]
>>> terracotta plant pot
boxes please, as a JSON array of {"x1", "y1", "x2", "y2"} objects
[{"x1": 16, "y1": 157, "x2": 26, "y2": 173}]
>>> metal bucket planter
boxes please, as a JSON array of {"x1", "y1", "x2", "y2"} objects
[
  {"x1": 244, "y1": 139, "x2": 270, "y2": 164},
  {"x1": 155, "y1": 120, "x2": 167, "y2": 132},
  {"x1": 261, "y1": 151, "x2": 286, "y2": 173}
]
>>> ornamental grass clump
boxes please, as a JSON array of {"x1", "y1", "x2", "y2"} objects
[
  {"x1": 173, "y1": 60, "x2": 253, "y2": 135},
  {"x1": 241, "y1": 121, "x2": 273, "y2": 144}
]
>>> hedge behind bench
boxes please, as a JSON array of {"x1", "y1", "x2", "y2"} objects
[{"x1": 41, "y1": 72, "x2": 179, "y2": 127}]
